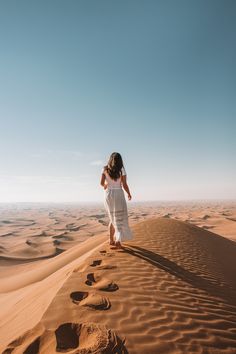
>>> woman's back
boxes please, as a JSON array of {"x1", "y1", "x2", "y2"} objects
[
  {"x1": 103, "y1": 166, "x2": 126, "y2": 189},
  {"x1": 100, "y1": 152, "x2": 132, "y2": 247}
]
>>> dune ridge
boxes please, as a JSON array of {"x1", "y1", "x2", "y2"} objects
[
  {"x1": 0, "y1": 234, "x2": 108, "y2": 352},
  {"x1": 2, "y1": 217, "x2": 236, "y2": 353}
]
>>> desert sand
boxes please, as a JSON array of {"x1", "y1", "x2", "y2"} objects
[{"x1": 0, "y1": 201, "x2": 236, "y2": 353}]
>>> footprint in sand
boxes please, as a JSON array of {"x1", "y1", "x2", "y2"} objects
[
  {"x1": 4, "y1": 323, "x2": 127, "y2": 354},
  {"x1": 90, "y1": 259, "x2": 117, "y2": 270},
  {"x1": 55, "y1": 322, "x2": 126, "y2": 353},
  {"x1": 85, "y1": 273, "x2": 119, "y2": 291},
  {"x1": 70, "y1": 291, "x2": 88, "y2": 303},
  {"x1": 90, "y1": 259, "x2": 102, "y2": 267},
  {"x1": 70, "y1": 291, "x2": 111, "y2": 310},
  {"x1": 99, "y1": 250, "x2": 113, "y2": 257}
]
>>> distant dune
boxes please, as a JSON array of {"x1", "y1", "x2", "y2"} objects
[
  {"x1": 0, "y1": 201, "x2": 236, "y2": 269},
  {"x1": 1, "y1": 217, "x2": 236, "y2": 353}
]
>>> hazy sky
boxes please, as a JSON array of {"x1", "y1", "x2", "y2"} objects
[{"x1": 0, "y1": 0, "x2": 235, "y2": 202}]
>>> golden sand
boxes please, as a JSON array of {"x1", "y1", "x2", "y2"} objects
[{"x1": 1, "y1": 202, "x2": 236, "y2": 353}]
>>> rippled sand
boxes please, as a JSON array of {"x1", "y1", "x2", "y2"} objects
[{"x1": 0, "y1": 201, "x2": 236, "y2": 353}]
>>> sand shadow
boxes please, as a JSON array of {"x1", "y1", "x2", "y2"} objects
[{"x1": 122, "y1": 245, "x2": 236, "y2": 306}]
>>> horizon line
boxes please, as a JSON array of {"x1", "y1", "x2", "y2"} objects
[{"x1": 0, "y1": 198, "x2": 236, "y2": 205}]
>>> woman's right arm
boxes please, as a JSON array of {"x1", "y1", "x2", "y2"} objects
[
  {"x1": 121, "y1": 175, "x2": 132, "y2": 200},
  {"x1": 100, "y1": 172, "x2": 107, "y2": 189},
  {"x1": 100, "y1": 173, "x2": 105, "y2": 187}
]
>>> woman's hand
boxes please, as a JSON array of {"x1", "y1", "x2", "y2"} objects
[
  {"x1": 104, "y1": 184, "x2": 108, "y2": 190},
  {"x1": 128, "y1": 193, "x2": 132, "y2": 201}
]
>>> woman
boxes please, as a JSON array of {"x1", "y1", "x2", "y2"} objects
[{"x1": 100, "y1": 152, "x2": 133, "y2": 248}]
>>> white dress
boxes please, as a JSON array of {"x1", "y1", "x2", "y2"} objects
[{"x1": 102, "y1": 166, "x2": 133, "y2": 242}]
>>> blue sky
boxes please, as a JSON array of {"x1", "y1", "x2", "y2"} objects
[{"x1": 0, "y1": 0, "x2": 235, "y2": 202}]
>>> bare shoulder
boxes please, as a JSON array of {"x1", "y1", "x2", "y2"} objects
[{"x1": 121, "y1": 166, "x2": 127, "y2": 176}]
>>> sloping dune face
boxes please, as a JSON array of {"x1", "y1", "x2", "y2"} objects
[
  {"x1": 2, "y1": 218, "x2": 236, "y2": 353},
  {"x1": 122, "y1": 219, "x2": 236, "y2": 353}
]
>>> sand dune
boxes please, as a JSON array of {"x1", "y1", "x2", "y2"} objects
[
  {"x1": 2, "y1": 217, "x2": 236, "y2": 353},
  {"x1": 0, "y1": 233, "x2": 109, "y2": 353},
  {"x1": 1, "y1": 202, "x2": 236, "y2": 269},
  {"x1": 0, "y1": 206, "x2": 108, "y2": 266}
]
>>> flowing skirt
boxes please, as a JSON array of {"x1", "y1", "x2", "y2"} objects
[{"x1": 104, "y1": 188, "x2": 133, "y2": 242}]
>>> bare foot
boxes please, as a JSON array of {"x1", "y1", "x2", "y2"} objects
[
  {"x1": 109, "y1": 237, "x2": 115, "y2": 246},
  {"x1": 115, "y1": 241, "x2": 122, "y2": 249}
]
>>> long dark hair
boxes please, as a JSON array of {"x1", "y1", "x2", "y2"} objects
[{"x1": 104, "y1": 152, "x2": 124, "y2": 180}]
